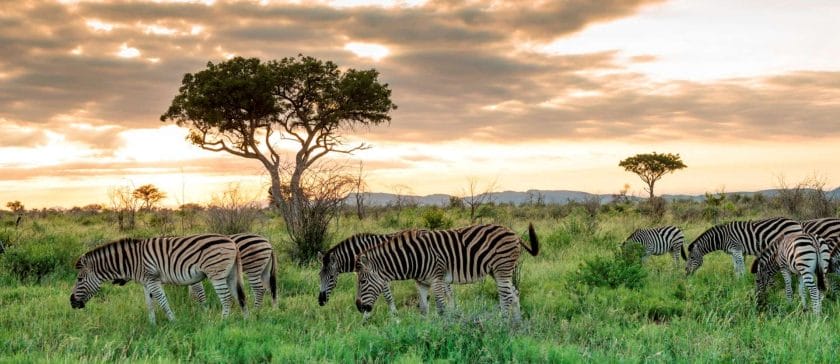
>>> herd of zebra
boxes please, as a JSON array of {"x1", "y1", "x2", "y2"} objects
[{"x1": 69, "y1": 216, "x2": 840, "y2": 325}]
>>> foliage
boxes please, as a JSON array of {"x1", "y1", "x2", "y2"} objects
[
  {"x1": 161, "y1": 55, "x2": 397, "y2": 263},
  {"x1": 205, "y1": 184, "x2": 262, "y2": 235},
  {"x1": 569, "y1": 243, "x2": 647, "y2": 289},
  {"x1": 619, "y1": 152, "x2": 687, "y2": 199},
  {"x1": 421, "y1": 207, "x2": 452, "y2": 230},
  {"x1": 5, "y1": 201, "x2": 24, "y2": 213},
  {"x1": 1, "y1": 234, "x2": 83, "y2": 283},
  {"x1": 132, "y1": 184, "x2": 167, "y2": 211}
]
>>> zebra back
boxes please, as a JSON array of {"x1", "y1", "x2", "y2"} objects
[
  {"x1": 689, "y1": 217, "x2": 802, "y2": 256},
  {"x1": 625, "y1": 226, "x2": 684, "y2": 256},
  {"x1": 323, "y1": 233, "x2": 391, "y2": 274}
]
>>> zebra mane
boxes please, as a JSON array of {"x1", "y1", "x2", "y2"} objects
[
  {"x1": 77, "y1": 237, "x2": 143, "y2": 268},
  {"x1": 323, "y1": 232, "x2": 380, "y2": 266}
]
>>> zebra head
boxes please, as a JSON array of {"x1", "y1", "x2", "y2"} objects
[
  {"x1": 70, "y1": 256, "x2": 105, "y2": 309},
  {"x1": 354, "y1": 253, "x2": 387, "y2": 314},
  {"x1": 684, "y1": 241, "x2": 705, "y2": 276},
  {"x1": 318, "y1": 251, "x2": 339, "y2": 306},
  {"x1": 750, "y1": 249, "x2": 775, "y2": 310}
]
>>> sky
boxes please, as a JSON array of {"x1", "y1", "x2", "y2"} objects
[{"x1": 1, "y1": 0, "x2": 840, "y2": 208}]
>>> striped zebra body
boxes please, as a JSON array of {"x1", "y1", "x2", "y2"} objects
[
  {"x1": 803, "y1": 218, "x2": 840, "y2": 272},
  {"x1": 685, "y1": 217, "x2": 803, "y2": 276},
  {"x1": 750, "y1": 233, "x2": 827, "y2": 314},
  {"x1": 354, "y1": 224, "x2": 539, "y2": 323},
  {"x1": 318, "y1": 232, "x2": 450, "y2": 315},
  {"x1": 71, "y1": 234, "x2": 247, "y2": 324},
  {"x1": 623, "y1": 226, "x2": 685, "y2": 265},
  {"x1": 190, "y1": 234, "x2": 278, "y2": 308}
]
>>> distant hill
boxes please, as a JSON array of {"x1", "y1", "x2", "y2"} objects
[{"x1": 349, "y1": 187, "x2": 840, "y2": 206}]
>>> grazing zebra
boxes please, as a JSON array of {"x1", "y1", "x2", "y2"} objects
[
  {"x1": 71, "y1": 234, "x2": 247, "y2": 324},
  {"x1": 318, "y1": 232, "x2": 451, "y2": 314},
  {"x1": 622, "y1": 226, "x2": 685, "y2": 265},
  {"x1": 685, "y1": 217, "x2": 803, "y2": 276},
  {"x1": 189, "y1": 234, "x2": 278, "y2": 308},
  {"x1": 751, "y1": 233, "x2": 827, "y2": 314},
  {"x1": 354, "y1": 223, "x2": 539, "y2": 323}
]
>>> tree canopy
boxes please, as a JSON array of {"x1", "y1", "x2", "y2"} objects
[
  {"x1": 132, "y1": 184, "x2": 167, "y2": 211},
  {"x1": 160, "y1": 55, "x2": 396, "y2": 262},
  {"x1": 619, "y1": 152, "x2": 687, "y2": 199}
]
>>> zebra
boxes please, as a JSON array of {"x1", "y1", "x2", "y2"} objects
[
  {"x1": 318, "y1": 232, "x2": 452, "y2": 315},
  {"x1": 621, "y1": 226, "x2": 685, "y2": 266},
  {"x1": 803, "y1": 218, "x2": 840, "y2": 272},
  {"x1": 751, "y1": 233, "x2": 827, "y2": 314},
  {"x1": 71, "y1": 234, "x2": 247, "y2": 324},
  {"x1": 354, "y1": 223, "x2": 539, "y2": 323},
  {"x1": 189, "y1": 234, "x2": 278, "y2": 308},
  {"x1": 685, "y1": 217, "x2": 803, "y2": 276}
]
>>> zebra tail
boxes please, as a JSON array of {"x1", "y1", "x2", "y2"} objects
[
  {"x1": 234, "y1": 253, "x2": 247, "y2": 310},
  {"x1": 680, "y1": 245, "x2": 687, "y2": 261},
  {"x1": 269, "y1": 250, "x2": 278, "y2": 303},
  {"x1": 522, "y1": 223, "x2": 540, "y2": 256},
  {"x1": 817, "y1": 264, "x2": 827, "y2": 292}
]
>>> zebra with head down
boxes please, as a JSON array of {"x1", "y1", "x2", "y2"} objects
[{"x1": 71, "y1": 234, "x2": 247, "y2": 324}]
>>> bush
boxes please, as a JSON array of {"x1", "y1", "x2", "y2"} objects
[
  {"x1": 1, "y1": 234, "x2": 84, "y2": 282},
  {"x1": 421, "y1": 207, "x2": 452, "y2": 230},
  {"x1": 569, "y1": 243, "x2": 647, "y2": 289}
]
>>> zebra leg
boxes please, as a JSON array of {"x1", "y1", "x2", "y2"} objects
[
  {"x1": 781, "y1": 270, "x2": 793, "y2": 303},
  {"x1": 799, "y1": 276, "x2": 808, "y2": 309},
  {"x1": 210, "y1": 278, "x2": 234, "y2": 318},
  {"x1": 495, "y1": 275, "x2": 521, "y2": 323},
  {"x1": 260, "y1": 259, "x2": 277, "y2": 308},
  {"x1": 382, "y1": 285, "x2": 397, "y2": 315},
  {"x1": 146, "y1": 281, "x2": 175, "y2": 321},
  {"x1": 802, "y1": 272, "x2": 821, "y2": 315},
  {"x1": 247, "y1": 273, "x2": 265, "y2": 309},
  {"x1": 671, "y1": 248, "x2": 681, "y2": 267},
  {"x1": 731, "y1": 251, "x2": 745, "y2": 276},
  {"x1": 189, "y1": 282, "x2": 208, "y2": 307},
  {"x1": 445, "y1": 283, "x2": 456, "y2": 309},
  {"x1": 143, "y1": 285, "x2": 157, "y2": 325},
  {"x1": 431, "y1": 278, "x2": 448, "y2": 315},
  {"x1": 415, "y1": 282, "x2": 430, "y2": 315}
]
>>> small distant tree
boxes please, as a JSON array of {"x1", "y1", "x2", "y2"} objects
[
  {"x1": 132, "y1": 184, "x2": 167, "y2": 211},
  {"x1": 6, "y1": 201, "x2": 24, "y2": 213},
  {"x1": 619, "y1": 152, "x2": 687, "y2": 199},
  {"x1": 462, "y1": 177, "x2": 498, "y2": 222},
  {"x1": 108, "y1": 185, "x2": 139, "y2": 231}
]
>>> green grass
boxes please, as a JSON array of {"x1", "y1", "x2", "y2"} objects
[{"x1": 2, "y1": 209, "x2": 840, "y2": 362}]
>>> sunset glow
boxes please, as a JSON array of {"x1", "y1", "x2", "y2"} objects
[{"x1": 2, "y1": 0, "x2": 839, "y2": 208}]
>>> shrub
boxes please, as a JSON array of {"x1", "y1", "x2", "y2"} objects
[
  {"x1": 1, "y1": 234, "x2": 84, "y2": 282},
  {"x1": 569, "y1": 243, "x2": 647, "y2": 289},
  {"x1": 421, "y1": 207, "x2": 452, "y2": 230}
]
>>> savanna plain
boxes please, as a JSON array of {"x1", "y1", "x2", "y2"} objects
[{"x1": 1, "y1": 198, "x2": 839, "y2": 363}]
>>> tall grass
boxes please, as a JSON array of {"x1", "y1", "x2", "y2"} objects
[{"x1": 2, "y1": 208, "x2": 839, "y2": 362}]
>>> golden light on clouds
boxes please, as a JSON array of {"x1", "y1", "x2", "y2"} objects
[
  {"x1": 344, "y1": 42, "x2": 390, "y2": 61},
  {"x1": 116, "y1": 43, "x2": 140, "y2": 58},
  {"x1": 2, "y1": 0, "x2": 840, "y2": 208}
]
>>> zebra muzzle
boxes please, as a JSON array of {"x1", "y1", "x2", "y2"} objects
[
  {"x1": 70, "y1": 295, "x2": 85, "y2": 309},
  {"x1": 318, "y1": 291, "x2": 327, "y2": 306},
  {"x1": 355, "y1": 298, "x2": 371, "y2": 313}
]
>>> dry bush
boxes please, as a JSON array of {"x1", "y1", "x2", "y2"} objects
[{"x1": 206, "y1": 184, "x2": 261, "y2": 235}]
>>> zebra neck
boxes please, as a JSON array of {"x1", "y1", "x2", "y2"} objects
[{"x1": 91, "y1": 240, "x2": 144, "y2": 280}]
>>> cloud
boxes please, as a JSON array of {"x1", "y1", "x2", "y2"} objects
[{"x1": 1, "y1": 0, "x2": 838, "y2": 162}]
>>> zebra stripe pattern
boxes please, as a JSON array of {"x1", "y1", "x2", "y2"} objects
[
  {"x1": 750, "y1": 232, "x2": 827, "y2": 314},
  {"x1": 354, "y1": 223, "x2": 539, "y2": 323},
  {"x1": 190, "y1": 234, "x2": 278, "y2": 308},
  {"x1": 71, "y1": 234, "x2": 247, "y2": 324},
  {"x1": 685, "y1": 217, "x2": 803, "y2": 276},
  {"x1": 318, "y1": 232, "x2": 450, "y2": 315},
  {"x1": 803, "y1": 218, "x2": 840, "y2": 272},
  {"x1": 622, "y1": 225, "x2": 685, "y2": 265}
]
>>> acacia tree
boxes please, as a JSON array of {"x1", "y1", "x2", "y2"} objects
[
  {"x1": 619, "y1": 152, "x2": 687, "y2": 199},
  {"x1": 161, "y1": 55, "x2": 396, "y2": 262},
  {"x1": 132, "y1": 184, "x2": 167, "y2": 211}
]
